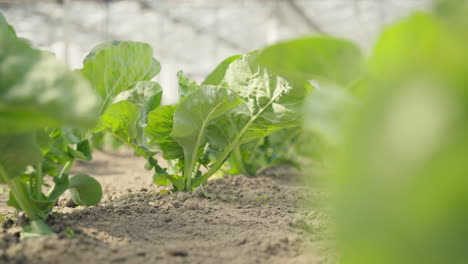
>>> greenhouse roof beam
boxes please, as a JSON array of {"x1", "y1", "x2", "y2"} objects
[{"x1": 285, "y1": 0, "x2": 327, "y2": 35}]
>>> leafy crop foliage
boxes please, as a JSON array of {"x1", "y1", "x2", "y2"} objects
[
  {"x1": 334, "y1": 5, "x2": 468, "y2": 264},
  {"x1": 255, "y1": 0, "x2": 468, "y2": 263},
  {"x1": 72, "y1": 27, "x2": 363, "y2": 192},
  {"x1": 158, "y1": 52, "x2": 311, "y2": 190},
  {"x1": 3, "y1": 3, "x2": 466, "y2": 259},
  {"x1": 79, "y1": 42, "x2": 307, "y2": 191},
  {"x1": 0, "y1": 13, "x2": 103, "y2": 238}
]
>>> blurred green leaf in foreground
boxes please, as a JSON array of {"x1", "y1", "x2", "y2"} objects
[{"x1": 334, "y1": 1, "x2": 468, "y2": 263}]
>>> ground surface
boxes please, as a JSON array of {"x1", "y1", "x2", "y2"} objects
[{"x1": 0, "y1": 149, "x2": 332, "y2": 264}]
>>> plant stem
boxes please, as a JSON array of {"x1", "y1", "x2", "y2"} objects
[
  {"x1": 184, "y1": 150, "x2": 192, "y2": 191},
  {"x1": 230, "y1": 145, "x2": 248, "y2": 175},
  {"x1": 59, "y1": 160, "x2": 74, "y2": 177},
  {"x1": 0, "y1": 165, "x2": 46, "y2": 221},
  {"x1": 34, "y1": 163, "x2": 43, "y2": 200},
  {"x1": 111, "y1": 132, "x2": 148, "y2": 158}
]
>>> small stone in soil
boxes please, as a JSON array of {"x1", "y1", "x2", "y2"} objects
[
  {"x1": 176, "y1": 192, "x2": 190, "y2": 202},
  {"x1": 65, "y1": 199, "x2": 78, "y2": 208},
  {"x1": 168, "y1": 249, "x2": 188, "y2": 257}
]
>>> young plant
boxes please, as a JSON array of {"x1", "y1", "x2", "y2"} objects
[
  {"x1": 79, "y1": 40, "x2": 163, "y2": 160},
  {"x1": 199, "y1": 38, "x2": 366, "y2": 177},
  {"x1": 0, "y1": 13, "x2": 102, "y2": 238},
  {"x1": 145, "y1": 52, "x2": 308, "y2": 191}
]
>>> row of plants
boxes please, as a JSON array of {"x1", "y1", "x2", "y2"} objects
[
  {"x1": 0, "y1": 11, "x2": 318, "y2": 237},
  {"x1": 0, "y1": 6, "x2": 381, "y2": 238},
  {"x1": 2, "y1": 6, "x2": 467, "y2": 263}
]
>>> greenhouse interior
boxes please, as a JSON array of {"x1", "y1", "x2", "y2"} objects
[{"x1": 1, "y1": 0, "x2": 467, "y2": 263}]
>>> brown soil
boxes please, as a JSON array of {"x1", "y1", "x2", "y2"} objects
[{"x1": 0, "y1": 149, "x2": 332, "y2": 264}]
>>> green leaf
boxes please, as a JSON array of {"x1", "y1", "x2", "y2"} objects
[
  {"x1": 113, "y1": 81, "x2": 163, "y2": 119},
  {"x1": 81, "y1": 41, "x2": 160, "y2": 112},
  {"x1": 68, "y1": 174, "x2": 102, "y2": 206},
  {"x1": 44, "y1": 148, "x2": 72, "y2": 167},
  {"x1": 206, "y1": 104, "x2": 287, "y2": 152},
  {"x1": 42, "y1": 159, "x2": 60, "y2": 177},
  {"x1": 145, "y1": 105, "x2": 184, "y2": 160},
  {"x1": 304, "y1": 85, "x2": 355, "y2": 146},
  {"x1": 0, "y1": 134, "x2": 42, "y2": 182},
  {"x1": 6, "y1": 191, "x2": 21, "y2": 210},
  {"x1": 153, "y1": 173, "x2": 172, "y2": 187},
  {"x1": 171, "y1": 86, "x2": 244, "y2": 189},
  {"x1": 203, "y1": 54, "x2": 241, "y2": 86},
  {"x1": 68, "y1": 140, "x2": 92, "y2": 161},
  {"x1": 0, "y1": 14, "x2": 100, "y2": 135},
  {"x1": 224, "y1": 53, "x2": 305, "y2": 124},
  {"x1": 94, "y1": 81, "x2": 162, "y2": 158},
  {"x1": 335, "y1": 11, "x2": 468, "y2": 264},
  {"x1": 369, "y1": 12, "x2": 466, "y2": 85},
  {"x1": 61, "y1": 127, "x2": 88, "y2": 144},
  {"x1": 35, "y1": 129, "x2": 54, "y2": 155},
  {"x1": 149, "y1": 159, "x2": 184, "y2": 190},
  {"x1": 256, "y1": 36, "x2": 365, "y2": 88},
  {"x1": 210, "y1": 53, "x2": 304, "y2": 145},
  {"x1": 228, "y1": 127, "x2": 304, "y2": 176},
  {"x1": 178, "y1": 70, "x2": 200, "y2": 100},
  {"x1": 94, "y1": 101, "x2": 139, "y2": 144}
]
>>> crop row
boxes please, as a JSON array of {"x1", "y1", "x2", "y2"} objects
[{"x1": 1, "y1": 0, "x2": 467, "y2": 252}]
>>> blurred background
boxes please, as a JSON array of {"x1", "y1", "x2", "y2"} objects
[{"x1": 0, "y1": 0, "x2": 431, "y2": 103}]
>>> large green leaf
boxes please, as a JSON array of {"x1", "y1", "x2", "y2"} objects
[
  {"x1": 81, "y1": 41, "x2": 160, "y2": 113},
  {"x1": 202, "y1": 54, "x2": 241, "y2": 86},
  {"x1": 335, "y1": 12, "x2": 468, "y2": 264},
  {"x1": 369, "y1": 12, "x2": 466, "y2": 85},
  {"x1": 171, "y1": 86, "x2": 244, "y2": 189},
  {"x1": 94, "y1": 81, "x2": 162, "y2": 158},
  {"x1": 225, "y1": 53, "x2": 305, "y2": 124},
  {"x1": 304, "y1": 85, "x2": 355, "y2": 146},
  {"x1": 256, "y1": 36, "x2": 365, "y2": 88},
  {"x1": 113, "y1": 81, "x2": 162, "y2": 118},
  {"x1": 145, "y1": 105, "x2": 184, "y2": 160},
  {"x1": 0, "y1": 14, "x2": 100, "y2": 135},
  {"x1": 207, "y1": 54, "x2": 303, "y2": 148},
  {"x1": 94, "y1": 101, "x2": 139, "y2": 145},
  {"x1": 0, "y1": 134, "x2": 42, "y2": 182},
  {"x1": 206, "y1": 104, "x2": 285, "y2": 152},
  {"x1": 113, "y1": 81, "x2": 163, "y2": 134}
]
